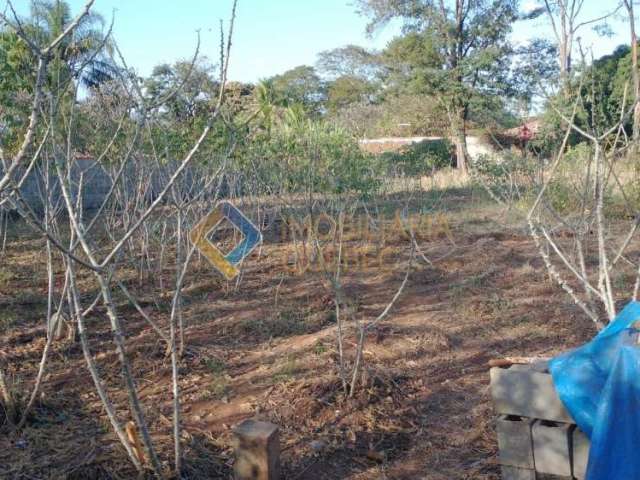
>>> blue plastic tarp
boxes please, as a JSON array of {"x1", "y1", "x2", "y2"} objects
[{"x1": 550, "y1": 301, "x2": 640, "y2": 480}]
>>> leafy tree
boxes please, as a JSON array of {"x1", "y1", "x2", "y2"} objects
[
  {"x1": 509, "y1": 39, "x2": 558, "y2": 117},
  {"x1": 316, "y1": 44, "x2": 381, "y2": 80},
  {"x1": 326, "y1": 75, "x2": 377, "y2": 112},
  {"x1": 251, "y1": 78, "x2": 290, "y2": 132},
  {"x1": 531, "y1": 45, "x2": 632, "y2": 156},
  {"x1": 581, "y1": 45, "x2": 633, "y2": 136},
  {"x1": 380, "y1": 31, "x2": 442, "y2": 94},
  {"x1": 145, "y1": 59, "x2": 220, "y2": 122},
  {"x1": 269, "y1": 65, "x2": 326, "y2": 115},
  {"x1": 0, "y1": 0, "x2": 117, "y2": 153},
  {"x1": 0, "y1": 31, "x2": 33, "y2": 153},
  {"x1": 139, "y1": 61, "x2": 245, "y2": 163},
  {"x1": 0, "y1": 31, "x2": 32, "y2": 98},
  {"x1": 356, "y1": 0, "x2": 519, "y2": 171},
  {"x1": 332, "y1": 93, "x2": 448, "y2": 137},
  {"x1": 5, "y1": 0, "x2": 116, "y2": 89}
]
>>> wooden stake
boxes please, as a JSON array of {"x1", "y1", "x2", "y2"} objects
[{"x1": 126, "y1": 421, "x2": 145, "y2": 465}]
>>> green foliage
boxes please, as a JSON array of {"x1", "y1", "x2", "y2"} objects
[
  {"x1": 356, "y1": 0, "x2": 518, "y2": 167},
  {"x1": 543, "y1": 144, "x2": 592, "y2": 214},
  {"x1": 244, "y1": 112, "x2": 382, "y2": 197},
  {"x1": 326, "y1": 75, "x2": 376, "y2": 112},
  {"x1": 202, "y1": 357, "x2": 226, "y2": 376},
  {"x1": 0, "y1": 31, "x2": 33, "y2": 152},
  {"x1": 316, "y1": 44, "x2": 381, "y2": 80},
  {"x1": 1, "y1": 1, "x2": 117, "y2": 155},
  {"x1": 380, "y1": 139, "x2": 453, "y2": 176},
  {"x1": 537, "y1": 44, "x2": 635, "y2": 153},
  {"x1": 381, "y1": 31, "x2": 443, "y2": 95},
  {"x1": 14, "y1": 0, "x2": 115, "y2": 88},
  {"x1": 145, "y1": 59, "x2": 220, "y2": 122},
  {"x1": 509, "y1": 39, "x2": 558, "y2": 115},
  {"x1": 198, "y1": 356, "x2": 229, "y2": 401},
  {"x1": 272, "y1": 356, "x2": 300, "y2": 383},
  {"x1": 545, "y1": 179, "x2": 577, "y2": 214},
  {"x1": 582, "y1": 45, "x2": 633, "y2": 135},
  {"x1": 0, "y1": 31, "x2": 33, "y2": 99},
  {"x1": 268, "y1": 65, "x2": 326, "y2": 115},
  {"x1": 332, "y1": 94, "x2": 447, "y2": 137}
]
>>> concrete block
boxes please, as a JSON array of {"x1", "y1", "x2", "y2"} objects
[
  {"x1": 571, "y1": 427, "x2": 590, "y2": 479},
  {"x1": 508, "y1": 360, "x2": 549, "y2": 373},
  {"x1": 496, "y1": 415, "x2": 535, "y2": 468},
  {"x1": 532, "y1": 420, "x2": 573, "y2": 477},
  {"x1": 500, "y1": 465, "x2": 535, "y2": 480},
  {"x1": 490, "y1": 366, "x2": 573, "y2": 423},
  {"x1": 232, "y1": 420, "x2": 280, "y2": 480}
]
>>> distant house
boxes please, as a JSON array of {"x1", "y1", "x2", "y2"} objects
[{"x1": 503, "y1": 119, "x2": 540, "y2": 143}]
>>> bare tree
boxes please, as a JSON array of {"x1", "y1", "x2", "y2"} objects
[
  {"x1": 539, "y1": 0, "x2": 622, "y2": 84},
  {"x1": 0, "y1": 1, "x2": 240, "y2": 477}
]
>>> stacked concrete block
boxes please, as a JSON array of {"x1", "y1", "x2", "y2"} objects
[
  {"x1": 571, "y1": 427, "x2": 590, "y2": 480},
  {"x1": 490, "y1": 363, "x2": 591, "y2": 479},
  {"x1": 532, "y1": 420, "x2": 573, "y2": 477}
]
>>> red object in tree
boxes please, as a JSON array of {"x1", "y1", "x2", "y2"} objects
[{"x1": 519, "y1": 124, "x2": 533, "y2": 142}]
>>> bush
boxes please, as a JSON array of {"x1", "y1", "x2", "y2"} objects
[
  {"x1": 330, "y1": 94, "x2": 448, "y2": 138},
  {"x1": 380, "y1": 139, "x2": 453, "y2": 176},
  {"x1": 242, "y1": 116, "x2": 382, "y2": 197}
]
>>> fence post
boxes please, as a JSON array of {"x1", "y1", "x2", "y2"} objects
[{"x1": 232, "y1": 419, "x2": 281, "y2": 480}]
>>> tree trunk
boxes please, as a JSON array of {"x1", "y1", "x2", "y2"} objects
[
  {"x1": 452, "y1": 108, "x2": 469, "y2": 172},
  {"x1": 625, "y1": 0, "x2": 639, "y2": 144}
]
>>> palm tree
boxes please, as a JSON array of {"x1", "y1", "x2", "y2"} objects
[{"x1": 17, "y1": 0, "x2": 116, "y2": 89}]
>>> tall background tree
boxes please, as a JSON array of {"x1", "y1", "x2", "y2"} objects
[
  {"x1": 13, "y1": 0, "x2": 115, "y2": 88},
  {"x1": 356, "y1": 0, "x2": 519, "y2": 172},
  {"x1": 534, "y1": 0, "x2": 622, "y2": 84},
  {"x1": 0, "y1": 0, "x2": 116, "y2": 154},
  {"x1": 622, "y1": 0, "x2": 639, "y2": 144}
]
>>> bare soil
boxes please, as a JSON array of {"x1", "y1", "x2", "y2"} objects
[{"x1": 0, "y1": 190, "x2": 616, "y2": 479}]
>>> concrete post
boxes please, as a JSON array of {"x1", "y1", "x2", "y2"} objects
[{"x1": 232, "y1": 419, "x2": 281, "y2": 480}]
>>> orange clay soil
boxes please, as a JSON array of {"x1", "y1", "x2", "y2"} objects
[{"x1": 0, "y1": 193, "x2": 622, "y2": 480}]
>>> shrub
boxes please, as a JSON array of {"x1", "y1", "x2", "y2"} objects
[
  {"x1": 380, "y1": 139, "x2": 453, "y2": 176},
  {"x1": 243, "y1": 117, "x2": 382, "y2": 197}
]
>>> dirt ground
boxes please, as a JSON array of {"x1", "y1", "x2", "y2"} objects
[{"x1": 0, "y1": 188, "x2": 617, "y2": 479}]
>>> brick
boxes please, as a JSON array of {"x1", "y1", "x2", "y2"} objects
[
  {"x1": 496, "y1": 415, "x2": 535, "y2": 468},
  {"x1": 490, "y1": 366, "x2": 572, "y2": 423},
  {"x1": 571, "y1": 427, "x2": 590, "y2": 479},
  {"x1": 500, "y1": 465, "x2": 535, "y2": 480},
  {"x1": 532, "y1": 420, "x2": 573, "y2": 477},
  {"x1": 232, "y1": 420, "x2": 280, "y2": 480}
]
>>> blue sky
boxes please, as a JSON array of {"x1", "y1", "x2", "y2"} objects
[{"x1": 7, "y1": 0, "x2": 631, "y2": 82}]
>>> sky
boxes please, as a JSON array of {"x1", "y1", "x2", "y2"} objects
[{"x1": 6, "y1": 0, "x2": 632, "y2": 83}]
